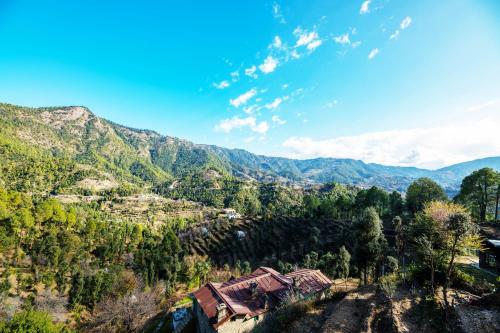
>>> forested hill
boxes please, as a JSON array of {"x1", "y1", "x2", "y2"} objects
[{"x1": 0, "y1": 102, "x2": 499, "y2": 195}]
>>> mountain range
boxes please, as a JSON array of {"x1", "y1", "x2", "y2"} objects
[{"x1": 1, "y1": 102, "x2": 499, "y2": 196}]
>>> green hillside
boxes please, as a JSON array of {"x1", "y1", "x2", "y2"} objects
[{"x1": 1, "y1": 102, "x2": 499, "y2": 197}]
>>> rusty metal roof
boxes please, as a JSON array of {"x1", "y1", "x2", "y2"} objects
[
  {"x1": 285, "y1": 269, "x2": 333, "y2": 297},
  {"x1": 191, "y1": 266, "x2": 332, "y2": 330}
]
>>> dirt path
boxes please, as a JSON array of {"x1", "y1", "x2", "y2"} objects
[{"x1": 320, "y1": 286, "x2": 377, "y2": 333}]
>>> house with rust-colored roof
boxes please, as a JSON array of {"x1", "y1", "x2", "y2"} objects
[{"x1": 191, "y1": 267, "x2": 332, "y2": 333}]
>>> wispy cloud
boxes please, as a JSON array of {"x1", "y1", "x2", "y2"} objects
[
  {"x1": 213, "y1": 80, "x2": 230, "y2": 89},
  {"x1": 272, "y1": 115, "x2": 287, "y2": 125},
  {"x1": 230, "y1": 88, "x2": 257, "y2": 107},
  {"x1": 389, "y1": 30, "x2": 400, "y2": 40},
  {"x1": 401, "y1": 16, "x2": 412, "y2": 29},
  {"x1": 360, "y1": 0, "x2": 371, "y2": 14},
  {"x1": 390, "y1": 16, "x2": 412, "y2": 41},
  {"x1": 272, "y1": 2, "x2": 286, "y2": 24},
  {"x1": 252, "y1": 121, "x2": 269, "y2": 134},
  {"x1": 293, "y1": 26, "x2": 323, "y2": 55},
  {"x1": 243, "y1": 104, "x2": 260, "y2": 114},
  {"x1": 215, "y1": 116, "x2": 269, "y2": 134},
  {"x1": 466, "y1": 100, "x2": 497, "y2": 113},
  {"x1": 334, "y1": 33, "x2": 350, "y2": 45},
  {"x1": 259, "y1": 56, "x2": 278, "y2": 74},
  {"x1": 230, "y1": 71, "x2": 239, "y2": 82},
  {"x1": 307, "y1": 39, "x2": 322, "y2": 50},
  {"x1": 282, "y1": 111, "x2": 500, "y2": 169},
  {"x1": 272, "y1": 36, "x2": 282, "y2": 49},
  {"x1": 265, "y1": 97, "x2": 283, "y2": 110},
  {"x1": 295, "y1": 30, "x2": 319, "y2": 47},
  {"x1": 326, "y1": 100, "x2": 338, "y2": 108},
  {"x1": 244, "y1": 65, "x2": 258, "y2": 79},
  {"x1": 368, "y1": 48, "x2": 379, "y2": 59}
]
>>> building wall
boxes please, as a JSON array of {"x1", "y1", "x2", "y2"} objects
[
  {"x1": 193, "y1": 299, "x2": 215, "y2": 333},
  {"x1": 193, "y1": 298, "x2": 264, "y2": 333},
  {"x1": 217, "y1": 315, "x2": 263, "y2": 333}
]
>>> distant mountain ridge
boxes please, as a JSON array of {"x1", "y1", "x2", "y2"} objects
[{"x1": 1, "y1": 102, "x2": 499, "y2": 196}]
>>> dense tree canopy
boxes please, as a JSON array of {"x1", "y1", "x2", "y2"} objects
[
  {"x1": 456, "y1": 168, "x2": 500, "y2": 222},
  {"x1": 406, "y1": 178, "x2": 447, "y2": 215}
]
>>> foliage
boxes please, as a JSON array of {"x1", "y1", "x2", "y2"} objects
[
  {"x1": 353, "y1": 207, "x2": 387, "y2": 285},
  {"x1": 411, "y1": 201, "x2": 481, "y2": 298},
  {"x1": 0, "y1": 186, "x2": 184, "y2": 315},
  {"x1": 0, "y1": 310, "x2": 71, "y2": 333},
  {"x1": 456, "y1": 167, "x2": 500, "y2": 222},
  {"x1": 406, "y1": 178, "x2": 447, "y2": 215}
]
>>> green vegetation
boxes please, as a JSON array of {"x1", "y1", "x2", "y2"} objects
[
  {"x1": 0, "y1": 310, "x2": 71, "y2": 333},
  {"x1": 0, "y1": 103, "x2": 499, "y2": 331}
]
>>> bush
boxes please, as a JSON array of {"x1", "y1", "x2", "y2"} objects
[
  {"x1": 254, "y1": 299, "x2": 313, "y2": 332},
  {"x1": 0, "y1": 310, "x2": 72, "y2": 332},
  {"x1": 378, "y1": 273, "x2": 398, "y2": 298}
]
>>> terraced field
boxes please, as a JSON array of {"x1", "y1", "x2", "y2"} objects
[{"x1": 180, "y1": 217, "x2": 354, "y2": 267}]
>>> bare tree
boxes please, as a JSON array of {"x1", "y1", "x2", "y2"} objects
[{"x1": 87, "y1": 278, "x2": 162, "y2": 333}]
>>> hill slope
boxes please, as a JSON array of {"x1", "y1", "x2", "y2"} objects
[{"x1": 1, "y1": 102, "x2": 498, "y2": 196}]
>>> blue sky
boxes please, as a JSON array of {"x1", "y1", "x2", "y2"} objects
[{"x1": 0, "y1": 0, "x2": 499, "y2": 168}]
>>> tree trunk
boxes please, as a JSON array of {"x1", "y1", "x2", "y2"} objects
[
  {"x1": 430, "y1": 259, "x2": 435, "y2": 294},
  {"x1": 481, "y1": 176, "x2": 488, "y2": 222},
  {"x1": 495, "y1": 184, "x2": 499, "y2": 222},
  {"x1": 443, "y1": 237, "x2": 459, "y2": 327}
]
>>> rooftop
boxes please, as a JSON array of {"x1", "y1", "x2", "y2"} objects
[
  {"x1": 487, "y1": 239, "x2": 500, "y2": 248},
  {"x1": 191, "y1": 266, "x2": 332, "y2": 329}
]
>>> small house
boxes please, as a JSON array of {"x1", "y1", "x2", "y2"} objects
[
  {"x1": 191, "y1": 267, "x2": 332, "y2": 333},
  {"x1": 479, "y1": 239, "x2": 500, "y2": 274}
]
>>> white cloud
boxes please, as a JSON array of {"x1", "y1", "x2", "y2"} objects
[
  {"x1": 243, "y1": 104, "x2": 260, "y2": 114},
  {"x1": 368, "y1": 48, "x2": 379, "y2": 59},
  {"x1": 293, "y1": 27, "x2": 322, "y2": 53},
  {"x1": 466, "y1": 100, "x2": 497, "y2": 113},
  {"x1": 360, "y1": 0, "x2": 371, "y2": 14},
  {"x1": 244, "y1": 66, "x2": 258, "y2": 79},
  {"x1": 252, "y1": 121, "x2": 269, "y2": 134},
  {"x1": 272, "y1": 36, "x2": 282, "y2": 49},
  {"x1": 389, "y1": 17, "x2": 412, "y2": 41},
  {"x1": 230, "y1": 71, "x2": 239, "y2": 82},
  {"x1": 352, "y1": 41, "x2": 362, "y2": 48},
  {"x1": 400, "y1": 16, "x2": 412, "y2": 29},
  {"x1": 265, "y1": 97, "x2": 283, "y2": 110},
  {"x1": 259, "y1": 56, "x2": 278, "y2": 74},
  {"x1": 230, "y1": 88, "x2": 257, "y2": 107},
  {"x1": 244, "y1": 136, "x2": 255, "y2": 143},
  {"x1": 215, "y1": 116, "x2": 269, "y2": 134},
  {"x1": 272, "y1": 2, "x2": 286, "y2": 24},
  {"x1": 390, "y1": 30, "x2": 400, "y2": 40},
  {"x1": 213, "y1": 80, "x2": 230, "y2": 89},
  {"x1": 281, "y1": 112, "x2": 500, "y2": 169},
  {"x1": 307, "y1": 39, "x2": 322, "y2": 50},
  {"x1": 282, "y1": 83, "x2": 289, "y2": 89},
  {"x1": 334, "y1": 33, "x2": 350, "y2": 45},
  {"x1": 215, "y1": 116, "x2": 256, "y2": 133},
  {"x1": 326, "y1": 100, "x2": 338, "y2": 108},
  {"x1": 296, "y1": 31, "x2": 318, "y2": 47},
  {"x1": 272, "y1": 115, "x2": 287, "y2": 125},
  {"x1": 290, "y1": 49, "x2": 300, "y2": 59}
]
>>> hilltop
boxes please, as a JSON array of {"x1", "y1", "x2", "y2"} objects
[{"x1": 1, "y1": 102, "x2": 499, "y2": 197}]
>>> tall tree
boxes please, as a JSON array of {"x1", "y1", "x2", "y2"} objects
[
  {"x1": 406, "y1": 178, "x2": 447, "y2": 215},
  {"x1": 495, "y1": 182, "x2": 500, "y2": 221},
  {"x1": 353, "y1": 207, "x2": 386, "y2": 285},
  {"x1": 411, "y1": 201, "x2": 481, "y2": 302},
  {"x1": 338, "y1": 246, "x2": 351, "y2": 289},
  {"x1": 457, "y1": 168, "x2": 499, "y2": 222},
  {"x1": 389, "y1": 191, "x2": 404, "y2": 218},
  {"x1": 392, "y1": 216, "x2": 406, "y2": 279}
]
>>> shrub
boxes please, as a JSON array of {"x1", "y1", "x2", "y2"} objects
[{"x1": 0, "y1": 310, "x2": 72, "y2": 332}]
